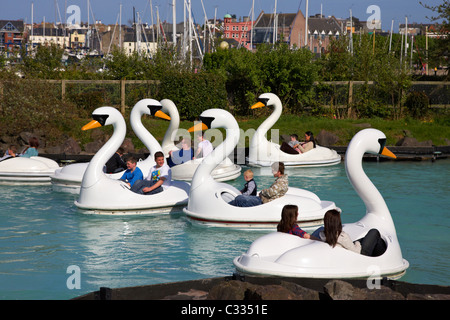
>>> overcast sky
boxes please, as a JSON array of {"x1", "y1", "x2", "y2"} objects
[{"x1": 0, "y1": 0, "x2": 445, "y2": 31}]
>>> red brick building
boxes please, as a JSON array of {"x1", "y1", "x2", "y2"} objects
[
  {"x1": 223, "y1": 14, "x2": 254, "y2": 50},
  {"x1": 0, "y1": 20, "x2": 25, "y2": 53}
]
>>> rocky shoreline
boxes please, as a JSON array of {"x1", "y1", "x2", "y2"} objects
[
  {"x1": 1, "y1": 130, "x2": 449, "y2": 164},
  {"x1": 74, "y1": 275, "x2": 450, "y2": 300}
]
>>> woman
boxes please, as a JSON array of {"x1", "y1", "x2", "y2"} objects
[
  {"x1": 277, "y1": 204, "x2": 310, "y2": 239},
  {"x1": 297, "y1": 131, "x2": 316, "y2": 153},
  {"x1": 319, "y1": 209, "x2": 386, "y2": 256},
  {"x1": 20, "y1": 137, "x2": 39, "y2": 158}
]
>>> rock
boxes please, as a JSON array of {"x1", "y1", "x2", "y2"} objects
[
  {"x1": 396, "y1": 137, "x2": 433, "y2": 147},
  {"x1": 62, "y1": 137, "x2": 82, "y2": 154},
  {"x1": 83, "y1": 141, "x2": 104, "y2": 154},
  {"x1": 324, "y1": 280, "x2": 404, "y2": 300},
  {"x1": 207, "y1": 280, "x2": 320, "y2": 300},
  {"x1": 162, "y1": 289, "x2": 209, "y2": 300},
  {"x1": 207, "y1": 280, "x2": 253, "y2": 300},
  {"x1": 121, "y1": 138, "x2": 135, "y2": 153},
  {"x1": 316, "y1": 129, "x2": 339, "y2": 146}
]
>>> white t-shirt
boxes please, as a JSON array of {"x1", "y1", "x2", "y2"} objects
[
  {"x1": 145, "y1": 164, "x2": 172, "y2": 189},
  {"x1": 197, "y1": 140, "x2": 213, "y2": 158}
]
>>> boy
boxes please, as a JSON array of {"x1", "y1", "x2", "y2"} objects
[
  {"x1": 130, "y1": 151, "x2": 172, "y2": 195},
  {"x1": 240, "y1": 169, "x2": 257, "y2": 196},
  {"x1": 119, "y1": 156, "x2": 143, "y2": 187}
]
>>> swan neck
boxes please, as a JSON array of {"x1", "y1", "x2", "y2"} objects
[
  {"x1": 82, "y1": 120, "x2": 126, "y2": 188},
  {"x1": 130, "y1": 110, "x2": 162, "y2": 155},
  {"x1": 345, "y1": 146, "x2": 395, "y2": 231},
  {"x1": 191, "y1": 127, "x2": 239, "y2": 191}
]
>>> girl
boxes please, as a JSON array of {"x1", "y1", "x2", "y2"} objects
[{"x1": 277, "y1": 204, "x2": 310, "y2": 239}]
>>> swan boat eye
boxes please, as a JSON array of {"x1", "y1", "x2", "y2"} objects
[
  {"x1": 147, "y1": 104, "x2": 163, "y2": 116},
  {"x1": 199, "y1": 116, "x2": 214, "y2": 129},
  {"x1": 92, "y1": 114, "x2": 109, "y2": 126},
  {"x1": 378, "y1": 138, "x2": 387, "y2": 154},
  {"x1": 257, "y1": 97, "x2": 269, "y2": 106}
]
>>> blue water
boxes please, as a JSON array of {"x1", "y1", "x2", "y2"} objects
[{"x1": 0, "y1": 159, "x2": 448, "y2": 299}]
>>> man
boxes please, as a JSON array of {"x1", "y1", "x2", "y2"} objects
[
  {"x1": 193, "y1": 133, "x2": 213, "y2": 159},
  {"x1": 119, "y1": 156, "x2": 143, "y2": 187},
  {"x1": 230, "y1": 162, "x2": 288, "y2": 207},
  {"x1": 130, "y1": 151, "x2": 172, "y2": 195}
]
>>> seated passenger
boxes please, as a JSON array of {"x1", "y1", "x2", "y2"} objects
[
  {"x1": 297, "y1": 131, "x2": 316, "y2": 153},
  {"x1": 193, "y1": 133, "x2": 213, "y2": 159},
  {"x1": 0, "y1": 145, "x2": 17, "y2": 161},
  {"x1": 130, "y1": 151, "x2": 171, "y2": 195},
  {"x1": 277, "y1": 204, "x2": 311, "y2": 239},
  {"x1": 105, "y1": 147, "x2": 127, "y2": 173},
  {"x1": 229, "y1": 162, "x2": 287, "y2": 207},
  {"x1": 20, "y1": 137, "x2": 39, "y2": 158},
  {"x1": 318, "y1": 209, "x2": 387, "y2": 256},
  {"x1": 240, "y1": 169, "x2": 257, "y2": 196},
  {"x1": 119, "y1": 156, "x2": 143, "y2": 187},
  {"x1": 167, "y1": 138, "x2": 194, "y2": 167}
]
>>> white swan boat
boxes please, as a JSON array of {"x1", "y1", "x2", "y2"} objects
[
  {"x1": 159, "y1": 99, "x2": 241, "y2": 181},
  {"x1": 182, "y1": 109, "x2": 336, "y2": 229},
  {"x1": 50, "y1": 99, "x2": 167, "y2": 193},
  {"x1": 74, "y1": 106, "x2": 190, "y2": 215},
  {"x1": 234, "y1": 128, "x2": 409, "y2": 279},
  {"x1": 0, "y1": 156, "x2": 60, "y2": 185},
  {"x1": 247, "y1": 93, "x2": 341, "y2": 167}
]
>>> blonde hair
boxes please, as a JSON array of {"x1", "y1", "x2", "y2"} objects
[{"x1": 243, "y1": 169, "x2": 254, "y2": 179}]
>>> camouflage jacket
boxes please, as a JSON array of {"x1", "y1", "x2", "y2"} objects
[{"x1": 259, "y1": 174, "x2": 288, "y2": 204}]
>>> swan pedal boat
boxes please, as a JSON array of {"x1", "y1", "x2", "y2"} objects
[
  {"x1": 182, "y1": 108, "x2": 336, "y2": 229},
  {"x1": 0, "y1": 156, "x2": 60, "y2": 185},
  {"x1": 159, "y1": 99, "x2": 241, "y2": 181},
  {"x1": 74, "y1": 106, "x2": 190, "y2": 215},
  {"x1": 233, "y1": 128, "x2": 409, "y2": 280},
  {"x1": 247, "y1": 93, "x2": 341, "y2": 167},
  {"x1": 51, "y1": 99, "x2": 168, "y2": 194}
]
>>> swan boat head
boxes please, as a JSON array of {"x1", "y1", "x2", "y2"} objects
[
  {"x1": 187, "y1": 109, "x2": 240, "y2": 189},
  {"x1": 80, "y1": 106, "x2": 169, "y2": 189}
]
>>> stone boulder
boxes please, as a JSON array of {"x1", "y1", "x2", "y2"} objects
[
  {"x1": 396, "y1": 137, "x2": 433, "y2": 147},
  {"x1": 323, "y1": 280, "x2": 405, "y2": 300},
  {"x1": 316, "y1": 129, "x2": 339, "y2": 146}
]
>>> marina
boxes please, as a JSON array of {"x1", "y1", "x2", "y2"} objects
[{"x1": 0, "y1": 159, "x2": 448, "y2": 299}]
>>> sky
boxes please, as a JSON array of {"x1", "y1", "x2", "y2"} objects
[{"x1": 0, "y1": 0, "x2": 445, "y2": 32}]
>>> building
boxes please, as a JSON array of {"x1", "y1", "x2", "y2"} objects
[
  {"x1": 123, "y1": 31, "x2": 157, "y2": 57},
  {"x1": 29, "y1": 27, "x2": 70, "y2": 48},
  {"x1": 223, "y1": 14, "x2": 254, "y2": 50},
  {"x1": 0, "y1": 20, "x2": 24, "y2": 53},
  {"x1": 306, "y1": 15, "x2": 341, "y2": 55}
]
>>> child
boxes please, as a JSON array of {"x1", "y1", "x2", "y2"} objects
[
  {"x1": 277, "y1": 204, "x2": 310, "y2": 239},
  {"x1": 130, "y1": 151, "x2": 171, "y2": 195},
  {"x1": 119, "y1": 156, "x2": 143, "y2": 187},
  {"x1": 240, "y1": 169, "x2": 257, "y2": 196},
  {"x1": 288, "y1": 134, "x2": 302, "y2": 153}
]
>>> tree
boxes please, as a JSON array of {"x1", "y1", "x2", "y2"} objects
[{"x1": 421, "y1": 0, "x2": 450, "y2": 77}]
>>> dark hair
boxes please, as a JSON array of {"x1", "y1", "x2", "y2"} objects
[
  {"x1": 323, "y1": 209, "x2": 342, "y2": 247},
  {"x1": 305, "y1": 131, "x2": 316, "y2": 148},
  {"x1": 29, "y1": 137, "x2": 39, "y2": 148},
  {"x1": 277, "y1": 205, "x2": 298, "y2": 233},
  {"x1": 154, "y1": 151, "x2": 165, "y2": 160},
  {"x1": 126, "y1": 156, "x2": 137, "y2": 164},
  {"x1": 290, "y1": 134, "x2": 298, "y2": 140}
]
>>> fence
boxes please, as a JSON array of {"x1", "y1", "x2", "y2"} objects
[{"x1": 45, "y1": 79, "x2": 161, "y2": 114}]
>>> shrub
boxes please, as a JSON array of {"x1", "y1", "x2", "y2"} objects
[{"x1": 405, "y1": 91, "x2": 430, "y2": 118}]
